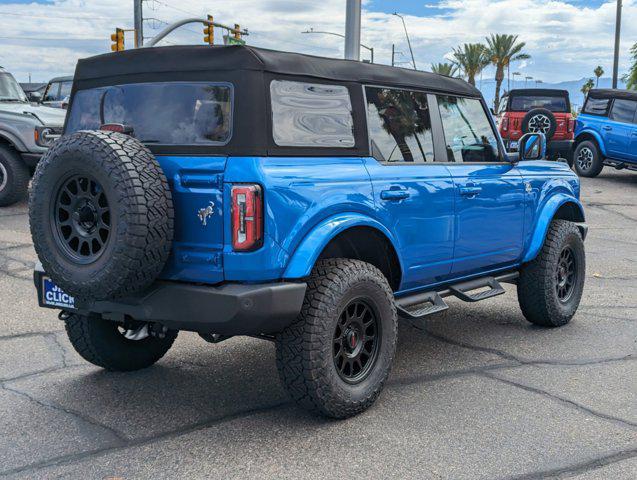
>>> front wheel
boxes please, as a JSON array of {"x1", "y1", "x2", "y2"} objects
[
  {"x1": 0, "y1": 145, "x2": 30, "y2": 207},
  {"x1": 517, "y1": 220, "x2": 585, "y2": 327},
  {"x1": 276, "y1": 259, "x2": 397, "y2": 418},
  {"x1": 65, "y1": 314, "x2": 177, "y2": 371},
  {"x1": 573, "y1": 141, "x2": 603, "y2": 177}
]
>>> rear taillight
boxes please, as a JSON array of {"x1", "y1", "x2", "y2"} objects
[
  {"x1": 501, "y1": 117, "x2": 509, "y2": 132},
  {"x1": 567, "y1": 118, "x2": 575, "y2": 133},
  {"x1": 100, "y1": 123, "x2": 134, "y2": 135},
  {"x1": 231, "y1": 184, "x2": 263, "y2": 252}
]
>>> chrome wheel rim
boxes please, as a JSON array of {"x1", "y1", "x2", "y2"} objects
[
  {"x1": 556, "y1": 247, "x2": 577, "y2": 303},
  {"x1": 528, "y1": 114, "x2": 551, "y2": 134},
  {"x1": 576, "y1": 147, "x2": 594, "y2": 170},
  {"x1": 333, "y1": 298, "x2": 380, "y2": 384},
  {"x1": 0, "y1": 161, "x2": 7, "y2": 192}
]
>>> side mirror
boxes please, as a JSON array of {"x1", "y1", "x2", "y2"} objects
[
  {"x1": 28, "y1": 91, "x2": 42, "y2": 102},
  {"x1": 518, "y1": 132, "x2": 546, "y2": 161}
]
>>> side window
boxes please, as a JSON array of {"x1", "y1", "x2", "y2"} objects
[
  {"x1": 437, "y1": 95, "x2": 500, "y2": 163},
  {"x1": 270, "y1": 80, "x2": 355, "y2": 148},
  {"x1": 583, "y1": 97, "x2": 610, "y2": 116},
  {"x1": 365, "y1": 86, "x2": 435, "y2": 162},
  {"x1": 43, "y1": 82, "x2": 60, "y2": 102},
  {"x1": 609, "y1": 99, "x2": 637, "y2": 124}
]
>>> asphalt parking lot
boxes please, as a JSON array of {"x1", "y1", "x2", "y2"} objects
[{"x1": 0, "y1": 170, "x2": 635, "y2": 479}]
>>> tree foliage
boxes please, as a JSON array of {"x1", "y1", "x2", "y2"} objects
[
  {"x1": 431, "y1": 62, "x2": 458, "y2": 77},
  {"x1": 452, "y1": 43, "x2": 489, "y2": 86},
  {"x1": 485, "y1": 34, "x2": 531, "y2": 112}
]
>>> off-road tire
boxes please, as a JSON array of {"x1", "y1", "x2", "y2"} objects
[
  {"x1": 522, "y1": 108, "x2": 557, "y2": 140},
  {"x1": 518, "y1": 220, "x2": 585, "y2": 327},
  {"x1": 29, "y1": 130, "x2": 173, "y2": 300},
  {"x1": 65, "y1": 314, "x2": 177, "y2": 371},
  {"x1": 573, "y1": 140, "x2": 603, "y2": 177},
  {"x1": 0, "y1": 145, "x2": 29, "y2": 207},
  {"x1": 275, "y1": 258, "x2": 398, "y2": 418}
]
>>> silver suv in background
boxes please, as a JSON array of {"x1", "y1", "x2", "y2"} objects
[
  {"x1": 0, "y1": 67, "x2": 66, "y2": 206},
  {"x1": 41, "y1": 75, "x2": 73, "y2": 109}
]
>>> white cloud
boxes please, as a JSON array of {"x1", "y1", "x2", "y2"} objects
[{"x1": 0, "y1": 0, "x2": 635, "y2": 83}]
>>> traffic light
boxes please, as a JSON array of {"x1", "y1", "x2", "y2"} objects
[
  {"x1": 203, "y1": 15, "x2": 214, "y2": 45},
  {"x1": 110, "y1": 28, "x2": 124, "y2": 52},
  {"x1": 234, "y1": 24, "x2": 241, "y2": 41}
]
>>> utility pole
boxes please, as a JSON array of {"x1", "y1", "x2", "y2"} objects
[
  {"x1": 612, "y1": 0, "x2": 622, "y2": 88},
  {"x1": 391, "y1": 44, "x2": 395, "y2": 67},
  {"x1": 393, "y1": 13, "x2": 416, "y2": 70},
  {"x1": 344, "y1": 0, "x2": 361, "y2": 61},
  {"x1": 134, "y1": 0, "x2": 143, "y2": 47}
]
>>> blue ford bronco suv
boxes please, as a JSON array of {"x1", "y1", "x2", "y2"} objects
[
  {"x1": 574, "y1": 89, "x2": 637, "y2": 177},
  {"x1": 29, "y1": 46, "x2": 587, "y2": 418}
]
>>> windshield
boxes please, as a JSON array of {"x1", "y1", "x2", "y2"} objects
[
  {"x1": 0, "y1": 72, "x2": 28, "y2": 102},
  {"x1": 66, "y1": 81, "x2": 233, "y2": 145},
  {"x1": 509, "y1": 95, "x2": 569, "y2": 112}
]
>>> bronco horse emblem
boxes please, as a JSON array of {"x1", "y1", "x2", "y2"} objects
[{"x1": 197, "y1": 201, "x2": 215, "y2": 226}]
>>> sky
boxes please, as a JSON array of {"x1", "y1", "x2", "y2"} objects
[{"x1": 0, "y1": 0, "x2": 635, "y2": 85}]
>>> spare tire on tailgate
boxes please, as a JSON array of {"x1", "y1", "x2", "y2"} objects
[{"x1": 29, "y1": 130, "x2": 173, "y2": 300}]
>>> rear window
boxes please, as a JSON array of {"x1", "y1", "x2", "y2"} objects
[
  {"x1": 66, "y1": 82, "x2": 233, "y2": 145},
  {"x1": 509, "y1": 95, "x2": 569, "y2": 112},
  {"x1": 582, "y1": 97, "x2": 610, "y2": 116},
  {"x1": 609, "y1": 99, "x2": 637, "y2": 124}
]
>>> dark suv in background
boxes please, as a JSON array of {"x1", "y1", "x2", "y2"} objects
[{"x1": 498, "y1": 89, "x2": 574, "y2": 161}]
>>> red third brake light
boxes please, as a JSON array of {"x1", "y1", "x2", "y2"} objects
[
  {"x1": 100, "y1": 124, "x2": 134, "y2": 135},
  {"x1": 231, "y1": 184, "x2": 263, "y2": 252}
]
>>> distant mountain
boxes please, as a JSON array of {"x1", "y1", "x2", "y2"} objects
[{"x1": 476, "y1": 77, "x2": 628, "y2": 110}]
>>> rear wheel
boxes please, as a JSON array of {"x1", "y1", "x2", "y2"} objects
[
  {"x1": 0, "y1": 145, "x2": 29, "y2": 207},
  {"x1": 276, "y1": 259, "x2": 397, "y2": 418},
  {"x1": 573, "y1": 141, "x2": 603, "y2": 177},
  {"x1": 65, "y1": 314, "x2": 177, "y2": 371}
]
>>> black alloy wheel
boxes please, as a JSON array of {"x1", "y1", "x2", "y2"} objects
[
  {"x1": 556, "y1": 246, "x2": 577, "y2": 303},
  {"x1": 333, "y1": 298, "x2": 381, "y2": 384},
  {"x1": 52, "y1": 174, "x2": 111, "y2": 264}
]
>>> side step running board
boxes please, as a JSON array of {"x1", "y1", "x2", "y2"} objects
[
  {"x1": 448, "y1": 277, "x2": 505, "y2": 302},
  {"x1": 395, "y1": 272, "x2": 519, "y2": 322}
]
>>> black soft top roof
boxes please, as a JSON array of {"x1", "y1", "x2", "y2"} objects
[
  {"x1": 506, "y1": 88, "x2": 569, "y2": 97},
  {"x1": 587, "y1": 88, "x2": 637, "y2": 101},
  {"x1": 73, "y1": 45, "x2": 481, "y2": 97}
]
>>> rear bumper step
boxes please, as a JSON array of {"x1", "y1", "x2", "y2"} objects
[{"x1": 396, "y1": 272, "x2": 519, "y2": 322}]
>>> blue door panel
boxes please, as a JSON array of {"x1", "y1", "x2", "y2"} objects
[
  {"x1": 448, "y1": 164, "x2": 525, "y2": 276},
  {"x1": 156, "y1": 155, "x2": 226, "y2": 284},
  {"x1": 603, "y1": 119, "x2": 635, "y2": 161},
  {"x1": 363, "y1": 159, "x2": 455, "y2": 290}
]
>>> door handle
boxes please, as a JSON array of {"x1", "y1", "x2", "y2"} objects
[
  {"x1": 459, "y1": 186, "x2": 482, "y2": 197},
  {"x1": 380, "y1": 189, "x2": 410, "y2": 201},
  {"x1": 602, "y1": 125, "x2": 612, "y2": 131}
]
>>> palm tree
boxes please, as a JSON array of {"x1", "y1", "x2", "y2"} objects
[
  {"x1": 625, "y1": 43, "x2": 637, "y2": 90},
  {"x1": 431, "y1": 62, "x2": 458, "y2": 77},
  {"x1": 485, "y1": 34, "x2": 531, "y2": 112},
  {"x1": 581, "y1": 78, "x2": 595, "y2": 95},
  {"x1": 593, "y1": 65, "x2": 604, "y2": 87},
  {"x1": 452, "y1": 43, "x2": 489, "y2": 86}
]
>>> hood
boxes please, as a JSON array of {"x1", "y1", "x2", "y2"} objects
[{"x1": 0, "y1": 102, "x2": 66, "y2": 126}]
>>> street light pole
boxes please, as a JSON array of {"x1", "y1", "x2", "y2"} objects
[
  {"x1": 302, "y1": 29, "x2": 374, "y2": 63},
  {"x1": 134, "y1": 0, "x2": 143, "y2": 47},
  {"x1": 612, "y1": 0, "x2": 622, "y2": 88},
  {"x1": 393, "y1": 12, "x2": 416, "y2": 70},
  {"x1": 344, "y1": 0, "x2": 361, "y2": 61}
]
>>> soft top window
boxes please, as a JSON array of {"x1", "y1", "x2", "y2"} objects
[
  {"x1": 66, "y1": 82, "x2": 233, "y2": 145},
  {"x1": 509, "y1": 95, "x2": 569, "y2": 112},
  {"x1": 582, "y1": 96, "x2": 610, "y2": 116},
  {"x1": 270, "y1": 80, "x2": 355, "y2": 148}
]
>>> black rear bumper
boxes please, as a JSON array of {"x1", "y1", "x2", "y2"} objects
[
  {"x1": 547, "y1": 139, "x2": 573, "y2": 155},
  {"x1": 34, "y1": 265, "x2": 306, "y2": 336}
]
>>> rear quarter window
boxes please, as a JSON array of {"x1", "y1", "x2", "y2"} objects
[
  {"x1": 582, "y1": 97, "x2": 610, "y2": 116},
  {"x1": 270, "y1": 80, "x2": 355, "y2": 148},
  {"x1": 66, "y1": 82, "x2": 233, "y2": 145}
]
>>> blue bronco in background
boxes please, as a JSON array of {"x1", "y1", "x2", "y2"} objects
[
  {"x1": 28, "y1": 46, "x2": 587, "y2": 418},
  {"x1": 574, "y1": 89, "x2": 637, "y2": 177}
]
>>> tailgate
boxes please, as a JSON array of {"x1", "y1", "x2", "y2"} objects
[{"x1": 157, "y1": 155, "x2": 226, "y2": 284}]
